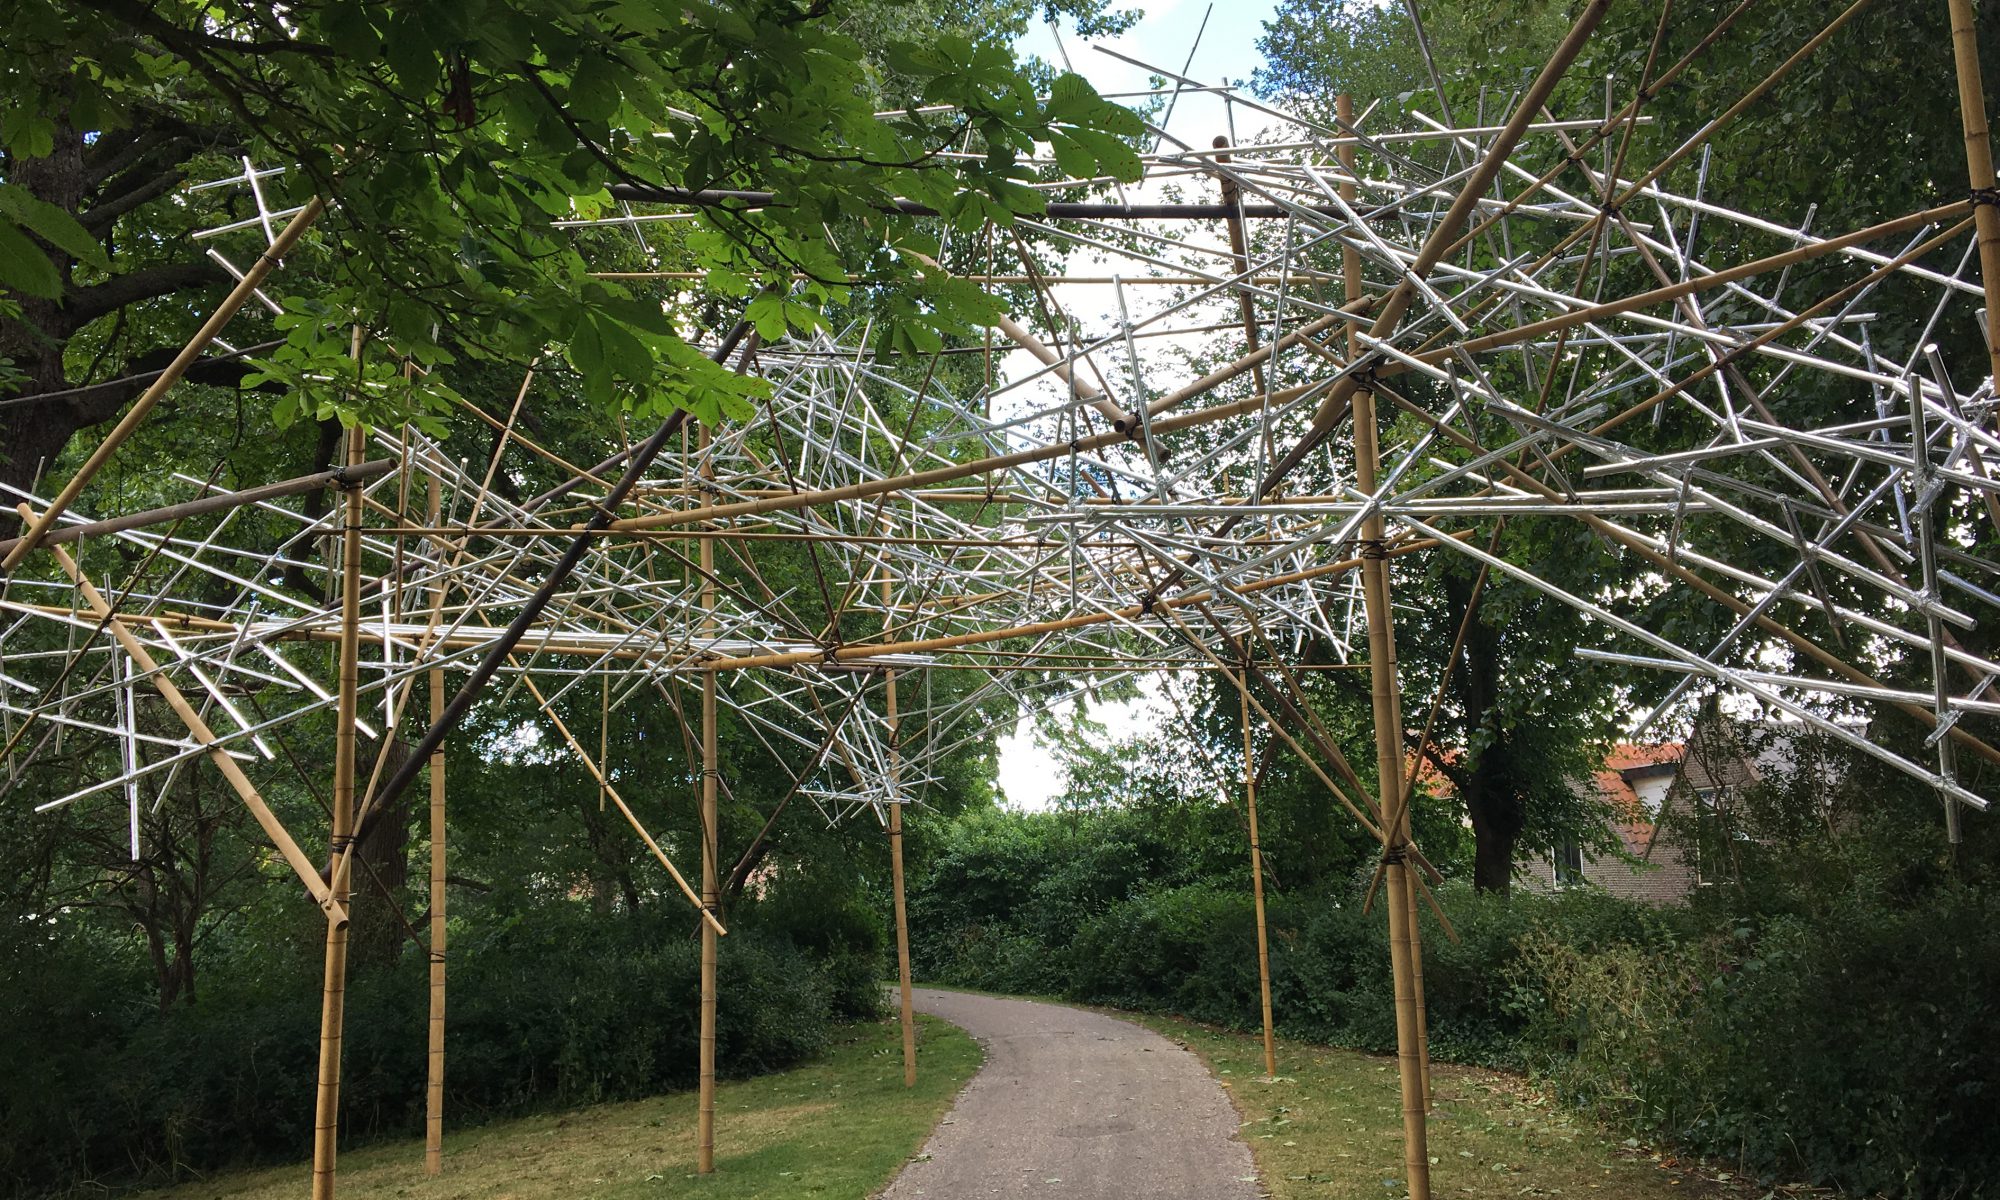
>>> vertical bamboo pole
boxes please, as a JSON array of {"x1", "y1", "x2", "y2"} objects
[
  {"x1": 1336, "y1": 91, "x2": 1432, "y2": 1104},
  {"x1": 697, "y1": 428, "x2": 720, "y2": 1175},
  {"x1": 1404, "y1": 857, "x2": 1432, "y2": 1109},
  {"x1": 1238, "y1": 657, "x2": 1277, "y2": 1078},
  {"x1": 1945, "y1": 0, "x2": 2000, "y2": 837},
  {"x1": 1342, "y1": 92, "x2": 1432, "y2": 1200},
  {"x1": 424, "y1": 475, "x2": 447, "y2": 1178},
  {"x1": 879, "y1": 521, "x2": 918, "y2": 1087},
  {"x1": 311, "y1": 417, "x2": 365, "y2": 1200},
  {"x1": 1946, "y1": 0, "x2": 2000, "y2": 389},
  {"x1": 887, "y1": 669, "x2": 917, "y2": 1087}
]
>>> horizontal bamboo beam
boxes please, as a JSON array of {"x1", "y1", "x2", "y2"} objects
[
  {"x1": 0, "y1": 460, "x2": 395, "y2": 557},
  {"x1": 609, "y1": 184, "x2": 1351, "y2": 221}
]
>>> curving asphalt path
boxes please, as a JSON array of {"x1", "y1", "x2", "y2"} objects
[{"x1": 879, "y1": 989, "x2": 1263, "y2": 1200}]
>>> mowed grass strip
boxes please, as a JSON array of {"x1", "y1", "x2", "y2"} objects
[
  {"x1": 1135, "y1": 1016, "x2": 1747, "y2": 1200},
  {"x1": 150, "y1": 1015, "x2": 979, "y2": 1200}
]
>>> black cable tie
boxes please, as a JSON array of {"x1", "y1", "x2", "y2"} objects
[
  {"x1": 1138, "y1": 591, "x2": 1157, "y2": 616},
  {"x1": 1380, "y1": 844, "x2": 1408, "y2": 866},
  {"x1": 1973, "y1": 187, "x2": 2000, "y2": 208},
  {"x1": 1358, "y1": 538, "x2": 1387, "y2": 561}
]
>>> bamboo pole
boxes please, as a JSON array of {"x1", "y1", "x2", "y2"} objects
[
  {"x1": 1342, "y1": 84, "x2": 1431, "y2": 1194},
  {"x1": 697, "y1": 430, "x2": 720, "y2": 1175},
  {"x1": 1356, "y1": 392, "x2": 1430, "y2": 1199},
  {"x1": 0, "y1": 459, "x2": 393, "y2": 558},
  {"x1": 880, "y1": 524, "x2": 918, "y2": 1088},
  {"x1": 887, "y1": 670, "x2": 917, "y2": 1088},
  {"x1": 24, "y1": 510, "x2": 342, "y2": 917},
  {"x1": 424, "y1": 476, "x2": 447, "y2": 1178},
  {"x1": 3, "y1": 198, "x2": 325, "y2": 571},
  {"x1": 312, "y1": 419, "x2": 366, "y2": 1200},
  {"x1": 1404, "y1": 849, "x2": 1433, "y2": 1110},
  {"x1": 1946, "y1": 0, "x2": 2000, "y2": 397},
  {"x1": 1238, "y1": 658, "x2": 1277, "y2": 1078}
]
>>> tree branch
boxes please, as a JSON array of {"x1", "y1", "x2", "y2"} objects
[
  {"x1": 81, "y1": 162, "x2": 194, "y2": 235},
  {"x1": 64, "y1": 259, "x2": 225, "y2": 329},
  {"x1": 42, "y1": 344, "x2": 288, "y2": 426}
]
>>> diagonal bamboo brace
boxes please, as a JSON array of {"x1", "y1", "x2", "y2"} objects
[
  {"x1": 27, "y1": 508, "x2": 346, "y2": 924},
  {"x1": 4, "y1": 197, "x2": 325, "y2": 572},
  {"x1": 514, "y1": 667, "x2": 726, "y2": 935}
]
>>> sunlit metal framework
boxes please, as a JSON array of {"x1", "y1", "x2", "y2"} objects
[{"x1": 5, "y1": 3, "x2": 2000, "y2": 1196}]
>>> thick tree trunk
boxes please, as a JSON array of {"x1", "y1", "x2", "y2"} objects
[
  {"x1": 1467, "y1": 797, "x2": 1521, "y2": 894},
  {"x1": 1, "y1": 113, "x2": 88, "y2": 509},
  {"x1": 349, "y1": 738, "x2": 416, "y2": 968}
]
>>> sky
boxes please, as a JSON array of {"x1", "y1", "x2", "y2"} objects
[{"x1": 991, "y1": 3, "x2": 1280, "y2": 811}]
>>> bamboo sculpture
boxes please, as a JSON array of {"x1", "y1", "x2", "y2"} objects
[{"x1": 12, "y1": 12, "x2": 2000, "y2": 1198}]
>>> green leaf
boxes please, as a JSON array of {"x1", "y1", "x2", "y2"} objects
[
  {"x1": 1068, "y1": 128, "x2": 1142, "y2": 183},
  {"x1": 1048, "y1": 131, "x2": 1096, "y2": 180},
  {"x1": 746, "y1": 292, "x2": 790, "y2": 341},
  {"x1": 1044, "y1": 73, "x2": 1100, "y2": 123},
  {"x1": 0, "y1": 219, "x2": 62, "y2": 298},
  {"x1": 568, "y1": 55, "x2": 621, "y2": 123},
  {"x1": 0, "y1": 110, "x2": 55, "y2": 160}
]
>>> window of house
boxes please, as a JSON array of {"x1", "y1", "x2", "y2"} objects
[{"x1": 1554, "y1": 839, "x2": 1584, "y2": 887}]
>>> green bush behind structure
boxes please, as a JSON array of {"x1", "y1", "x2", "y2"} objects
[
  {"x1": 0, "y1": 901, "x2": 878, "y2": 1197},
  {"x1": 910, "y1": 807, "x2": 2000, "y2": 1199}
]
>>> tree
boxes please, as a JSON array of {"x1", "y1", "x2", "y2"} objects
[
  {"x1": 1, "y1": 0, "x2": 1146, "y2": 499},
  {"x1": 1249, "y1": 0, "x2": 2000, "y2": 891}
]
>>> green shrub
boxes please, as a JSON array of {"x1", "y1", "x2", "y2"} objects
[
  {"x1": 1511, "y1": 889, "x2": 2000, "y2": 1198},
  {"x1": 0, "y1": 905, "x2": 834, "y2": 1197},
  {"x1": 743, "y1": 871, "x2": 887, "y2": 1021},
  {"x1": 911, "y1": 805, "x2": 2000, "y2": 1197}
]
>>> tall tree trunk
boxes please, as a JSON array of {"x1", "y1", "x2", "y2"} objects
[
  {"x1": 348, "y1": 738, "x2": 416, "y2": 968},
  {"x1": 1442, "y1": 569, "x2": 1528, "y2": 895},
  {"x1": 1, "y1": 109, "x2": 87, "y2": 508},
  {"x1": 1466, "y1": 781, "x2": 1522, "y2": 894}
]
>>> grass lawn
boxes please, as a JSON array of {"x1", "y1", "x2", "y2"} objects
[
  {"x1": 149, "y1": 1014, "x2": 979, "y2": 1200},
  {"x1": 1132, "y1": 1015, "x2": 1761, "y2": 1200}
]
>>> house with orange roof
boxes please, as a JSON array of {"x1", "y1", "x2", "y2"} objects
[{"x1": 1524, "y1": 741, "x2": 1697, "y2": 903}]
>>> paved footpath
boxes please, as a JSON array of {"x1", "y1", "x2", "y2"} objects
[{"x1": 879, "y1": 989, "x2": 1264, "y2": 1200}]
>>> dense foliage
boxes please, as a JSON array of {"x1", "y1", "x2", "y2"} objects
[
  {"x1": 0, "y1": 0, "x2": 1141, "y2": 494},
  {"x1": 0, "y1": 898, "x2": 871, "y2": 1196},
  {"x1": 910, "y1": 739, "x2": 2000, "y2": 1198}
]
